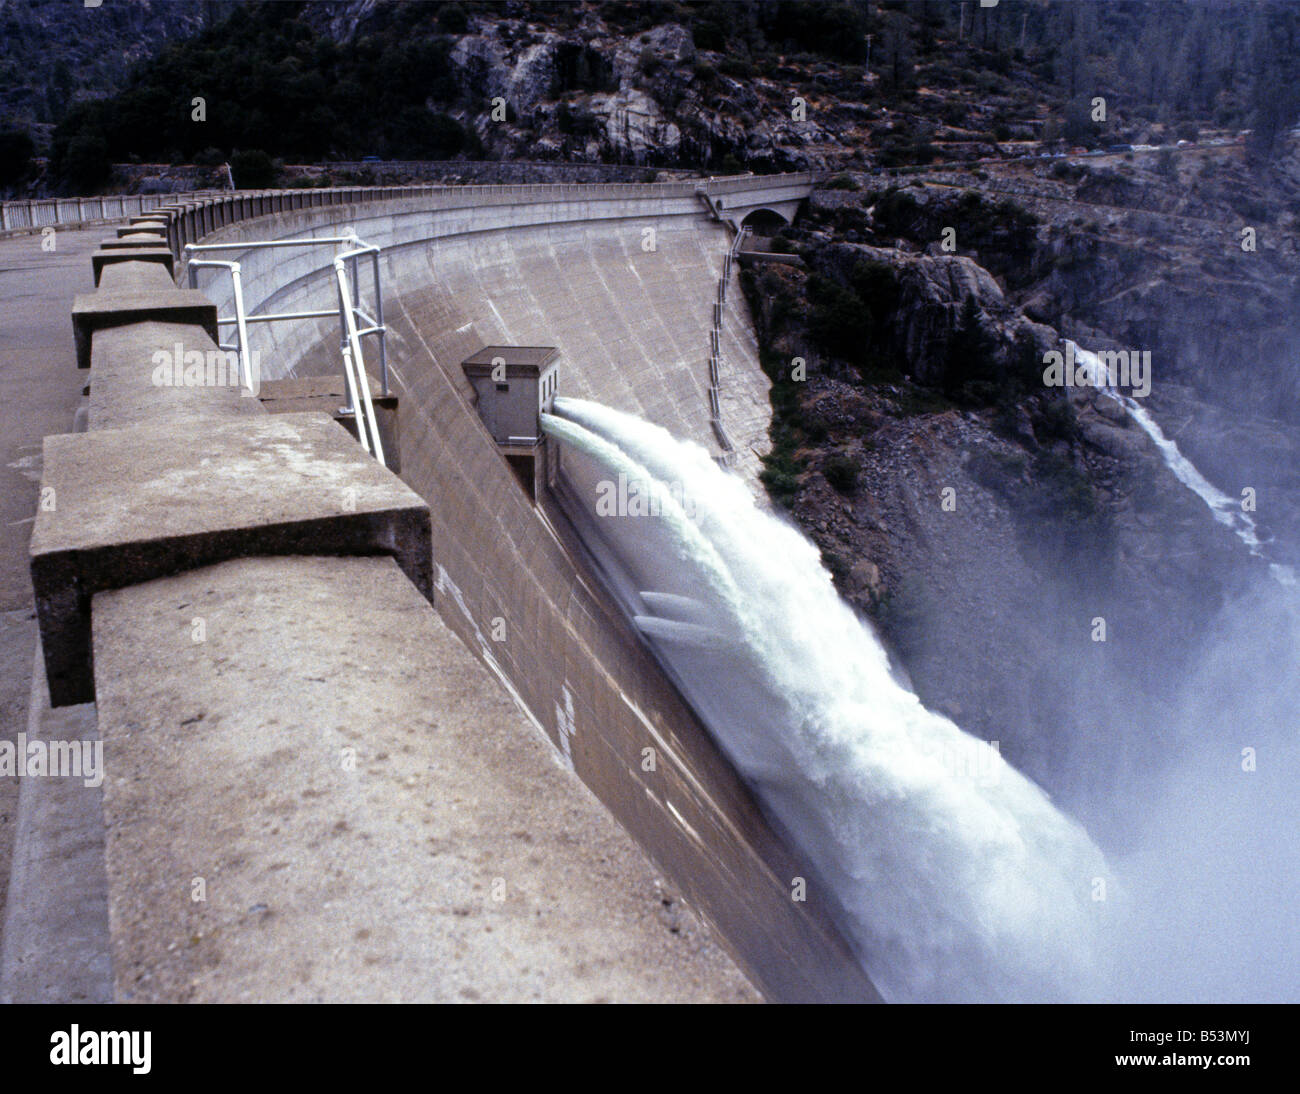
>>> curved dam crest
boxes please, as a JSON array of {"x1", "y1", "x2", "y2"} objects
[{"x1": 196, "y1": 192, "x2": 774, "y2": 482}]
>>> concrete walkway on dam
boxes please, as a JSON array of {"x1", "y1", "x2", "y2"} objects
[{"x1": 0, "y1": 216, "x2": 760, "y2": 1002}]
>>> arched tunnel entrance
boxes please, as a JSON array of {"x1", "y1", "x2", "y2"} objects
[{"x1": 739, "y1": 207, "x2": 790, "y2": 236}]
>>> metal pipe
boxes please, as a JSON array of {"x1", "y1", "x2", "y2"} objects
[
  {"x1": 334, "y1": 259, "x2": 385, "y2": 466},
  {"x1": 336, "y1": 299, "x2": 365, "y2": 447},
  {"x1": 372, "y1": 249, "x2": 388, "y2": 396},
  {"x1": 236, "y1": 309, "x2": 341, "y2": 324},
  {"x1": 335, "y1": 271, "x2": 357, "y2": 418},
  {"x1": 227, "y1": 262, "x2": 254, "y2": 393},
  {"x1": 338, "y1": 346, "x2": 370, "y2": 456},
  {"x1": 185, "y1": 257, "x2": 254, "y2": 390}
]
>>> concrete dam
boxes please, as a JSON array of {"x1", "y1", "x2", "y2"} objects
[{"x1": 4, "y1": 176, "x2": 886, "y2": 1002}]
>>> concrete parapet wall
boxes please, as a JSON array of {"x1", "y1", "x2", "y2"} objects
[
  {"x1": 86, "y1": 321, "x2": 263, "y2": 431},
  {"x1": 0, "y1": 192, "x2": 218, "y2": 237},
  {"x1": 31, "y1": 410, "x2": 434, "y2": 705}
]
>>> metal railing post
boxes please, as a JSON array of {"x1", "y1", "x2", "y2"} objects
[
  {"x1": 371, "y1": 249, "x2": 388, "y2": 396},
  {"x1": 333, "y1": 261, "x2": 383, "y2": 465},
  {"x1": 185, "y1": 253, "x2": 254, "y2": 392}
]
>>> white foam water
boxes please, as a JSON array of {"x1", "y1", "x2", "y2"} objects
[
  {"x1": 543, "y1": 397, "x2": 1111, "y2": 1002},
  {"x1": 1069, "y1": 343, "x2": 1295, "y2": 586},
  {"x1": 1070, "y1": 344, "x2": 1261, "y2": 548}
]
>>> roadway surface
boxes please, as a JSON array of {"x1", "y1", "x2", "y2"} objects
[{"x1": 0, "y1": 225, "x2": 99, "y2": 923}]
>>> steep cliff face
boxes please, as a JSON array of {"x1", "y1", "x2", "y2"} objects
[
  {"x1": 1036, "y1": 157, "x2": 1300, "y2": 419},
  {"x1": 433, "y1": 15, "x2": 842, "y2": 169},
  {"x1": 829, "y1": 140, "x2": 1300, "y2": 561},
  {"x1": 276, "y1": 1, "x2": 895, "y2": 171},
  {"x1": 740, "y1": 173, "x2": 1274, "y2": 831},
  {"x1": 0, "y1": 0, "x2": 212, "y2": 126},
  {"x1": 1027, "y1": 147, "x2": 1300, "y2": 568}
]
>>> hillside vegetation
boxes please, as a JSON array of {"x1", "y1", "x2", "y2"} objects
[{"x1": 13, "y1": 0, "x2": 1300, "y2": 192}]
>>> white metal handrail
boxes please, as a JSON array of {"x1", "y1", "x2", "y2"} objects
[
  {"x1": 185, "y1": 234, "x2": 391, "y2": 468},
  {"x1": 185, "y1": 233, "x2": 389, "y2": 397},
  {"x1": 333, "y1": 256, "x2": 385, "y2": 468},
  {"x1": 185, "y1": 257, "x2": 254, "y2": 392}
]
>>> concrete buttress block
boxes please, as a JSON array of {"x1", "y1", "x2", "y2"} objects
[
  {"x1": 30, "y1": 411, "x2": 433, "y2": 706},
  {"x1": 71, "y1": 287, "x2": 218, "y2": 370},
  {"x1": 115, "y1": 224, "x2": 165, "y2": 239},
  {"x1": 91, "y1": 247, "x2": 175, "y2": 286}
]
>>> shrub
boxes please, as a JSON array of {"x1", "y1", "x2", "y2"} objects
[
  {"x1": 229, "y1": 148, "x2": 277, "y2": 188},
  {"x1": 848, "y1": 258, "x2": 900, "y2": 325},
  {"x1": 1031, "y1": 450, "x2": 1097, "y2": 522},
  {"x1": 760, "y1": 462, "x2": 801, "y2": 507},
  {"x1": 61, "y1": 133, "x2": 112, "y2": 192},
  {"x1": 1035, "y1": 397, "x2": 1080, "y2": 442},
  {"x1": 436, "y1": 3, "x2": 468, "y2": 33},
  {"x1": 872, "y1": 186, "x2": 922, "y2": 233},
  {"x1": 821, "y1": 547, "x2": 850, "y2": 581},
  {"x1": 719, "y1": 56, "x2": 754, "y2": 79},
  {"x1": 942, "y1": 294, "x2": 998, "y2": 405},
  {"x1": 808, "y1": 273, "x2": 867, "y2": 363},
  {"x1": 824, "y1": 455, "x2": 859, "y2": 493},
  {"x1": 0, "y1": 128, "x2": 36, "y2": 186}
]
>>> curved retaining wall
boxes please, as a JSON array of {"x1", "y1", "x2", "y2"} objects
[
  {"x1": 152, "y1": 178, "x2": 881, "y2": 1001},
  {"x1": 190, "y1": 193, "x2": 770, "y2": 480}
]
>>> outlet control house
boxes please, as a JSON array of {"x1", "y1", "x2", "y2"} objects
[{"x1": 462, "y1": 345, "x2": 560, "y2": 500}]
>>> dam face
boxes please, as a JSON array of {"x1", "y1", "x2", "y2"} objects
[{"x1": 183, "y1": 182, "x2": 880, "y2": 1001}]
